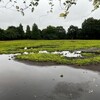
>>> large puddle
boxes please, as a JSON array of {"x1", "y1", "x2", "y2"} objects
[{"x1": 0, "y1": 54, "x2": 100, "y2": 100}]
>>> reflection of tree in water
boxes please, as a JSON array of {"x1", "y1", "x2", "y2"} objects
[{"x1": 52, "y1": 82, "x2": 90, "y2": 100}]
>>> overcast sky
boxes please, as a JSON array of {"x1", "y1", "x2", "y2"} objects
[{"x1": 0, "y1": 0, "x2": 100, "y2": 30}]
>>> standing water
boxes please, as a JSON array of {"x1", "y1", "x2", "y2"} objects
[{"x1": 0, "y1": 54, "x2": 100, "y2": 100}]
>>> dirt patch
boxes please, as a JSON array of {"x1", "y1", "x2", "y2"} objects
[
  {"x1": 15, "y1": 59, "x2": 60, "y2": 67},
  {"x1": 72, "y1": 64, "x2": 100, "y2": 72},
  {"x1": 15, "y1": 59, "x2": 100, "y2": 72}
]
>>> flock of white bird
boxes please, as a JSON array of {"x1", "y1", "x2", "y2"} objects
[
  {"x1": 39, "y1": 50, "x2": 82, "y2": 58},
  {"x1": 23, "y1": 47, "x2": 82, "y2": 58}
]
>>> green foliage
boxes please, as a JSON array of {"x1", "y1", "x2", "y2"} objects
[
  {"x1": 26, "y1": 25, "x2": 31, "y2": 39},
  {"x1": 82, "y1": 17, "x2": 100, "y2": 39},
  {"x1": 16, "y1": 51, "x2": 100, "y2": 66},
  {"x1": 0, "y1": 24, "x2": 26, "y2": 40},
  {"x1": 67, "y1": 25, "x2": 79, "y2": 39},
  {"x1": 82, "y1": 53, "x2": 96, "y2": 58},
  {"x1": 0, "y1": 28, "x2": 5, "y2": 40},
  {"x1": 66, "y1": 17, "x2": 100, "y2": 39},
  {"x1": 0, "y1": 40, "x2": 100, "y2": 54},
  {"x1": 17, "y1": 24, "x2": 25, "y2": 39},
  {"x1": 16, "y1": 53, "x2": 68, "y2": 64},
  {"x1": 56, "y1": 26, "x2": 67, "y2": 39},
  {"x1": 31, "y1": 23, "x2": 41, "y2": 39},
  {"x1": 72, "y1": 56, "x2": 100, "y2": 66},
  {"x1": 0, "y1": 0, "x2": 100, "y2": 17},
  {"x1": 92, "y1": 0, "x2": 100, "y2": 11},
  {"x1": 0, "y1": 23, "x2": 67, "y2": 40},
  {"x1": 42, "y1": 26, "x2": 57, "y2": 39},
  {"x1": 5, "y1": 26, "x2": 18, "y2": 40},
  {"x1": 0, "y1": 0, "x2": 40, "y2": 15},
  {"x1": 1, "y1": 17, "x2": 100, "y2": 40},
  {"x1": 42, "y1": 26, "x2": 67, "y2": 39}
]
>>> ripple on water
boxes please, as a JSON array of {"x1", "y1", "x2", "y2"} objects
[{"x1": 0, "y1": 54, "x2": 100, "y2": 100}]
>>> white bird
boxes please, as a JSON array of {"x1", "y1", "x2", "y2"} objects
[
  {"x1": 71, "y1": 53, "x2": 82, "y2": 57},
  {"x1": 62, "y1": 51, "x2": 82, "y2": 58},
  {"x1": 14, "y1": 53, "x2": 21, "y2": 56},
  {"x1": 24, "y1": 47, "x2": 27, "y2": 50},
  {"x1": 60, "y1": 51, "x2": 70, "y2": 55},
  {"x1": 23, "y1": 52, "x2": 28, "y2": 55},
  {"x1": 39, "y1": 50, "x2": 49, "y2": 54},
  {"x1": 74, "y1": 51, "x2": 81, "y2": 54}
]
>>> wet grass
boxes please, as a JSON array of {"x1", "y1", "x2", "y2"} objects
[
  {"x1": 0, "y1": 40, "x2": 100, "y2": 66},
  {"x1": 16, "y1": 54, "x2": 69, "y2": 64},
  {"x1": 16, "y1": 53, "x2": 100, "y2": 66},
  {"x1": 0, "y1": 40, "x2": 100, "y2": 53}
]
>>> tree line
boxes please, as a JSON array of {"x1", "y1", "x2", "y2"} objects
[
  {"x1": 0, "y1": 23, "x2": 67, "y2": 40},
  {"x1": 67, "y1": 17, "x2": 100, "y2": 39},
  {"x1": 0, "y1": 17, "x2": 100, "y2": 40}
]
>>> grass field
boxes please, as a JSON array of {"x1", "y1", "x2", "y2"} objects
[{"x1": 0, "y1": 40, "x2": 100, "y2": 66}]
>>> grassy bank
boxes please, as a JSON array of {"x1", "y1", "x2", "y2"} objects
[
  {"x1": 0, "y1": 40, "x2": 100, "y2": 66},
  {"x1": 16, "y1": 53, "x2": 100, "y2": 66}
]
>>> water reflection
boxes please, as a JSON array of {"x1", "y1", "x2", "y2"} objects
[
  {"x1": 0, "y1": 54, "x2": 100, "y2": 100},
  {"x1": 53, "y1": 82, "x2": 89, "y2": 100}
]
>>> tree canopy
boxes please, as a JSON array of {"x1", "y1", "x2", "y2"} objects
[
  {"x1": 0, "y1": 17, "x2": 100, "y2": 40},
  {"x1": 0, "y1": 0, "x2": 100, "y2": 17}
]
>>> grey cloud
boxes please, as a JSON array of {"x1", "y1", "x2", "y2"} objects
[{"x1": 0, "y1": 0, "x2": 100, "y2": 30}]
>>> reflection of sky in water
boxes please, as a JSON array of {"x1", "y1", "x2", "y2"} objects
[
  {"x1": 53, "y1": 82, "x2": 89, "y2": 100},
  {"x1": 0, "y1": 54, "x2": 100, "y2": 100}
]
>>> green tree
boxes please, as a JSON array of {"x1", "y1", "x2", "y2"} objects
[
  {"x1": 31, "y1": 23, "x2": 41, "y2": 39},
  {"x1": 26, "y1": 25, "x2": 31, "y2": 39},
  {"x1": 0, "y1": 28, "x2": 5, "y2": 40},
  {"x1": 5, "y1": 26, "x2": 18, "y2": 40},
  {"x1": 67, "y1": 25, "x2": 78, "y2": 39},
  {"x1": 55, "y1": 26, "x2": 67, "y2": 39},
  {"x1": 17, "y1": 24, "x2": 25, "y2": 39},
  {"x1": 76, "y1": 28, "x2": 83, "y2": 39},
  {"x1": 42, "y1": 26, "x2": 58, "y2": 40},
  {"x1": 82, "y1": 17, "x2": 100, "y2": 39}
]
